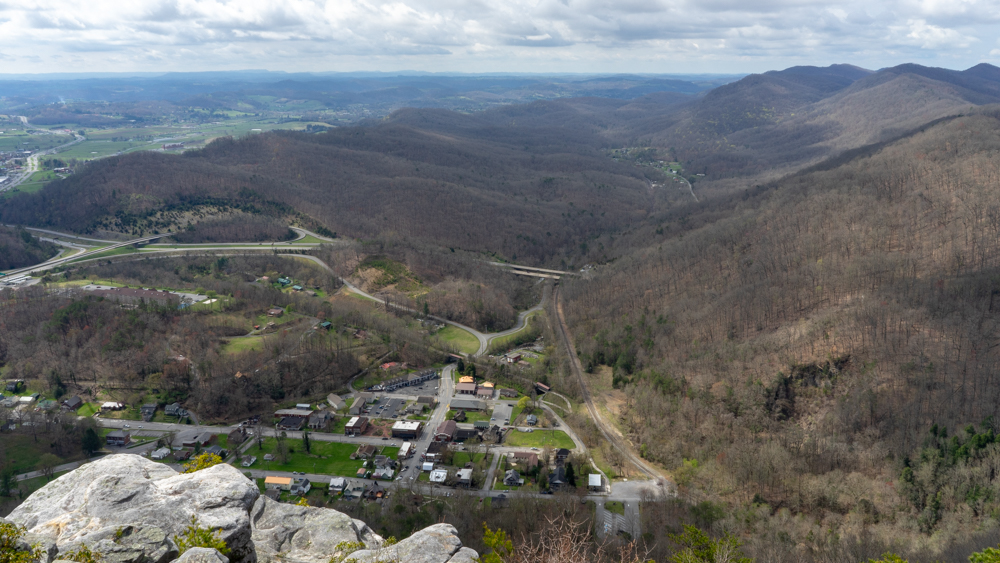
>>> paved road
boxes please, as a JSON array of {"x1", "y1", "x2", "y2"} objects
[{"x1": 1, "y1": 134, "x2": 83, "y2": 193}]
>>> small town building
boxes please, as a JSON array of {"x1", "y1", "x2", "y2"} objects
[
  {"x1": 241, "y1": 456, "x2": 257, "y2": 467},
  {"x1": 457, "y1": 468, "x2": 473, "y2": 487},
  {"x1": 391, "y1": 421, "x2": 422, "y2": 439},
  {"x1": 435, "y1": 420, "x2": 457, "y2": 442},
  {"x1": 151, "y1": 447, "x2": 171, "y2": 460},
  {"x1": 101, "y1": 401, "x2": 125, "y2": 411},
  {"x1": 429, "y1": 469, "x2": 448, "y2": 483},
  {"x1": 205, "y1": 445, "x2": 227, "y2": 458},
  {"x1": 141, "y1": 403, "x2": 157, "y2": 421},
  {"x1": 588, "y1": 474, "x2": 603, "y2": 492},
  {"x1": 556, "y1": 448, "x2": 571, "y2": 465},
  {"x1": 62, "y1": 396, "x2": 83, "y2": 411},
  {"x1": 455, "y1": 423, "x2": 478, "y2": 442},
  {"x1": 352, "y1": 444, "x2": 377, "y2": 459},
  {"x1": 455, "y1": 382, "x2": 477, "y2": 395},
  {"x1": 274, "y1": 408, "x2": 313, "y2": 419},
  {"x1": 173, "y1": 449, "x2": 193, "y2": 461},
  {"x1": 107, "y1": 430, "x2": 130, "y2": 447},
  {"x1": 181, "y1": 432, "x2": 213, "y2": 447},
  {"x1": 510, "y1": 451, "x2": 539, "y2": 467},
  {"x1": 309, "y1": 411, "x2": 333, "y2": 430},
  {"x1": 264, "y1": 476, "x2": 293, "y2": 491},
  {"x1": 416, "y1": 396, "x2": 437, "y2": 406},
  {"x1": 277, "y1": 417, "x2": 306, "y2": 431},
  {"x1": 345, "y1": 416, "x2": 369, "y2": 436},
  {"x1": 330, "y1": 477, "x2": 347, "y2": 493},
  {"x1": 165, "y1": 403, "x2": 188, "y2": 417},
  {"x1": 398, "y1": 442, "x2": 412, "y2": 459},
  {"x1": 504, "y1": 469, "x2": 523, "y2": 487},
  {"x1": 423, "y1": 441, "x2": 447, "y2": 461},
  {"x1": 267, "y1": 308, "x2": 284, "y2": 317},
  {"x1": 475, "y1": 386, "x2": 494, "y2": 399},
  {"x1": 422, "y1": 462, "x2": 434, "y2": 471},
  {"x1": 290, "y1": 478, "x2": 311, "y2": 495},
  {"x1": 526, "y1": 414, "x2": 538, "y2": 426},
  {"x1": 449, "y1": 399, "x2": 485, "y2": 412},
  {"x1": 327, "y1": 394, "x2": 346, "y2": 410}
]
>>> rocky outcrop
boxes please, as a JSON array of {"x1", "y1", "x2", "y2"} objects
[{"x1": 7, "y1": 455, "x2": 478, "y2": 563}]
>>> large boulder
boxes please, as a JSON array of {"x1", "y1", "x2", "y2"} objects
[
  {"x1": 347, "y1": 524, "x2": 469, "y2": 563},
  {"x1": 173, "y1": 548, "x2": 229, "y2": 563},
  {"x1": 7, "y1": 455, "x2": 259, "y2": 563},
  {"x1": 249, "y1": 497, "x2": 380, "y2": 563}
]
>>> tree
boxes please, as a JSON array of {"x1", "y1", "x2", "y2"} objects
[
  {"x1": 36, "y1": 453, "x2": 61, "y2": 480},
  {"x1": 81, "y1": 428, "x2": 101, "y2": 457},
  {"x1": 970, "y1": 546, "x2": 1000, "y2": 563},
  {"x1": 0, "y1": 469, "x2": 16, "y2": 497},
  {"x1": 0, "y1": 521, "x2": 44, "y2": 563},
  {"x1": 668, "y1": 525, "x2": 752, "y2": 563},
  {"x1": 565, "y1": 462, "x2": 576, "y2": 488},
  {"x1": 302, "y1": 429, "x2": 311, "y2": 454},
  {"x1": 173, "y1": 516, "x2": 230, "y2": 556},
  {"x1": 182, "y1": 453, "x2": 224, "y2": 473}
]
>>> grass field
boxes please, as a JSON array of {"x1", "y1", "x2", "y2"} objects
[
  {"x1": 437, "y1": 325, "x2": 480, "y2": 355},
  {"x1": 605, "y1": 501, "x2": 625, "y2": 516},
  {"x1": 6, "y1": 434, "x2": 85, "y2": 475},
  {"x1": 221, "y1": 336, "x2": 266, "y2": 354},
  {"x1": 244, "y1": 437, "x2": 399, "y2": 477},
  {"x1": 77, "y1": 402, "x2": 99, "y2": 417},
  {"x1": 504, "y1": 430, "x2": 575, "y2": 450},
  {"x1": 452, "y1": 452, "x2": 486, "y2": 467}
]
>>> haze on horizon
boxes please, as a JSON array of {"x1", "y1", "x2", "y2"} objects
[{"x1": 0, "y1": 0, "x2": 998, "y2": 76}]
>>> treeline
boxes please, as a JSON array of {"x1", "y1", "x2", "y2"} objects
[
  {"x1": 0, "y1": 226, "x2": 58, "y2": 270},
  {"x1": 169, "y1": 213, "x2": 295, "y2": 243},
  {"x1": 559, "y1": 110, "x2": 1000, "y2": 558}
]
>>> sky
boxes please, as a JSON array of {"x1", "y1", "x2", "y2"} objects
[{"x1": 0, "y1": 0, "x2": 998, "y2": 75}]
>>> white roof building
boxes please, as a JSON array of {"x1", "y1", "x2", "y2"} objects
[
  {"x1": 589, "y1": 474, "x2": 602, "y2": 488},
  {"x1": 399, "y1": 442, "x2": 412, "y2": 458},
  {"x1": 422, "y1": 462, "x2": 434, "y2": 472},
  {"x1": 429, "y1": 469, "x2": 448, "y2": 483}
]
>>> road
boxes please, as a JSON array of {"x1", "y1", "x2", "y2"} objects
[
  {"x1": 552, "y1": 283, "x2": 669, "y2": 484},
  {"x1": 1, "y1": 134, "x2": 84, "y2": 193}
]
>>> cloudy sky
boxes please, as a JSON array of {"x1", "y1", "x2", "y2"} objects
[{"x1": 0, "y1": 0, "x2": 997, "y2": 74}]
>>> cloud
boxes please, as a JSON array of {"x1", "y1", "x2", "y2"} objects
[{"x1": 0, "y1": 0, "x2": 997, "y2": 73}]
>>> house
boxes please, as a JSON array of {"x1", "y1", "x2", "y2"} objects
[
  {"x1": 264, "y1": 489, "x2": 280, "y2": 501},
  {"x1": 296, "y1": 403, "x2": 312, "y2": 410},
  {"x1": 455, "y1": 423, "x2": 478, "y2": 442},
  {"x1": 364, "y1": 482, "x2": 386, "y2": 500},
  {"x1": 483, "y1": 425, "x2": 504, "y2": 443},
  {"x1": 264, "y1": 476, "x2": 293, "y2": 491},
  {"x1": 499, "y1": 389, "x2": 518, "y2": 398},
  {"x1": 455, "y1": 382, "x2": 477, "y2": 395},
  {"x1": 423, "y1": 442, "x2": 447, "y2": 461},
  {"x1": 205, "y1": 445, "x2": 227, "y2": 458},
  {"x1": 348, "y1": 402, "x2": 364, "y2": 416},
  {"x1": 4, "y1": 380, "x2": 22, "y2": 393},
  {"x1": 504, "y1": 469, "x2": 523, "y2": 487},
  {"x1": 228, "y1": 428, "x2": 248, "y2": 446},
  {"x1": 277, "y1": 417, "x2": 306, "y2": 431},
  {"x1": 504, "y1": 353, "x2": 522, "y2": 364},
  {"x1": 277, "y1": 278, "x2": 291, "y2": 286},
  {"x1": 107, "y1": 430, "x2": 131, "y2": 447},
  {"x1": 101, "y1": 401, "x2": 124, "y2": 411},
  {"x1": 555, "y1": 448, "x2": 571, "y2": 465},
  {"x1": 327, "y1": 394, "x2": 346, "y2": 410},
  {"x1": 165, "y1": 403, "x2": 188, "y2": 417},
  {"x1": 140, "y1": 403, "x2": 157, "y2": 421},
  {"x1": 391, "y1": 421, "x2": 422, "y2": 439},
  {"x1": 345, "y1": 416, "x2": 369, "y2": 436},
  {"x1": 309, "y1": 411, "x2": 333, "y2": 430},
  {"x1": 588, "y1": 474, "x2": 603, "y2": 492},
  {"x1": 526, "y1": 414, "x2": 538, "y2": 426},
  {"x1": 429, "y1": 469, "x2": 448, "y2": 484},
  {"x1": 510, "y1": 451, "x2": 539, "y2": 468},
  {"x1": 62, "y1": 396, "x2": 83, "y2": 411},
  {"x1": 151, "y1": 447, "x2": 171, "y2": 460},
  {"x1": 357, "y1": 392, "x2": 377, "y2": 404},
  {"x1": 319, "y1": 321, "x2": 332, "y2": 330},
  {"x1": 37, "y1": 399, "x2": 58, "y2": 412},
  {"x1": 398, "y1": 442, "x2": 412, "y2": 459},
  {"x1": 356, "y1": 468, "x2": 369, "y2": 479},
  {"x1": 263, "y1": 453, "x2": 275, "y2": 461},
  {"x1": 352, "y1": 444, "x2": 377, "y2": 460},
  {"x1": 330, "y1": 477, "x2": 347, "y2": 494},
  {"x1": 457, "y1": 468, "x2": 473, "y2": 487},
  {"x1": 435, "y1": 420, "x2": 457, "y2": 442},
  {"x1": 373, "y1": 467, "x2": 394, "y2": 480},
  {"x1": 417, "y1": 396, "x2": 437, "y2": 406},
  {"x1": 173, "y1": 449, "x2": 193, "y2": 461},
  {"x1": 473, "y1": 420, "x2": 490, "y2": 431},
  {"x1": 475, "y1": 386, "x2": 494, "y2": 399},
  {"x1": 267, "y1": 308, "x2": 284, "y2": 317},
  {"x1": 452, "y1": 410, "x2": 466, "y2": 422},
  {"x1": 290, "y1": 478, "x2": 311, "y2": 495},
  {"x1": 449, "y1": 399, "x2": 485, "y2": 412},
  {"x1": 548, "y1": 466, "x2": 566, "y2": 491},
  {"x1": 292, "y1": 285, "x2": 303, "y2": 291},
  {"x1": 181, "y1": 432, "x2": 213, "y2": 447},
  {"x1": 344, "y1": 480, "x2": 365, "y2": 498},
  {"x1": 241, "y1": 456, "x2": 257, "y2": 467}
]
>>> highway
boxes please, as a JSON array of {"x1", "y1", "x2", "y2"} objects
[{"x1": 1, "y1": 134, "x2": 84, "y2": 194}]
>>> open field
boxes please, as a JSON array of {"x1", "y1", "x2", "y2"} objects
[
  {"x1": 220, "y1": 336, "x2": 266, "y2": 354},
  {"x1": 5, "y1": 434, "x2": 85, "y2": 475},
  {"x1": 242, "y1": 437, "x2": 399, "y2": 477},
  {"x1": 503, "y1": 430, "x2": 575, "y2": 449},
  {"x1": 436, "y1": 325, "x2": 479, "y2": 355}
]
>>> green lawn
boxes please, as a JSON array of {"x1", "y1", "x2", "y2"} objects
[
  {"x1": 5, "y1": 434, "x2": 85, "y2": 475},
  {"x1": 504, "y1": 430, "x2": 575, "y2": 450},
  {"x1": 77, "y1": 402, "x2": 99, "y2": 417},
  {"x1": 463, "y1": 411, "x2": 492, "y2": 423},
  {"x1": 221, "y1": 336, "x2": 266, "y2": 354},
  {"x1": 605, "y1": 501, "x2": 625, "y2": 516},
  {"x1": 16, "y1": 471, "x2": 71, "y2": 496},
  {"x1": 436, "y1": 326, "x2": 480, "y2": 355},
  {"x1": 487, "y1": 310, "x2": 543, "y2": 351},
  {"x1": 452, "y1": 452, "x2": 486, "y2": 467},
  {"x1": 244, "y1": 437, "x2": 399, "y2": 477}
]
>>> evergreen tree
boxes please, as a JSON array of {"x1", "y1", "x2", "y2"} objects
[
  {"x1": 302, "y1": 429, "x2": 311, "y2": 453},
  {"x1": 81, "y1": 427, "x2": 101, "y2": 457}
]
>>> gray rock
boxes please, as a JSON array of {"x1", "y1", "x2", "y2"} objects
[
  {"x1": 249, "y1": 497, "x2": 380, "y2": 563},
  {"x1": 7, "y1": 455, "x2": 259, "y2": 563},
  {"x1": 347, "y1": 524, "x2": 474, "y2": 563},
  {"x1": 59, "y1": 525, "x2": 177, "y2": 563},
  {"x1": 173, "y1": 548, "x2": 230, "y2": 563},
  {"x1": 447, "y1": 547, "x2": 479, "y2": 563}
]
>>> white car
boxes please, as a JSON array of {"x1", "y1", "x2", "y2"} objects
[{"x1": 123, "y1": 424, "x2": 130, "y2": 428}]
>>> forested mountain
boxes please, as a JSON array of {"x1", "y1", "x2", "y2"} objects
[
  {"x1": 561, "y1": 107, "x2": 1000, "y2": 558},
  {"x1": 0, "y1": 225, "x2": 58, "y2": 270}
]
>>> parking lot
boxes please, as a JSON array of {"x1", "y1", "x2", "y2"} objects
[
  {"x1": 374, "y1": 398, "x2": 406, "y2": 419},
  {"x1": 492, "y1": 402, "x2": 514, "y2": 426}
]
